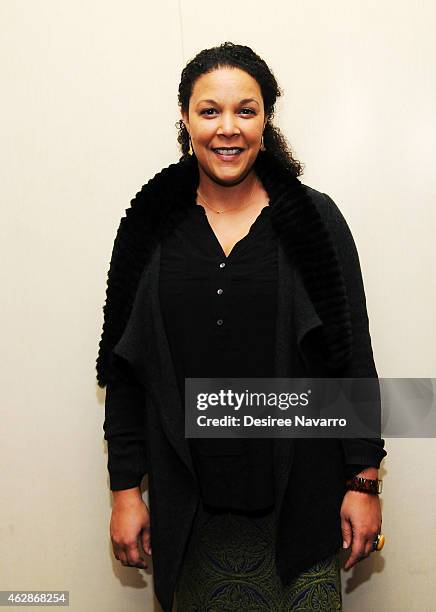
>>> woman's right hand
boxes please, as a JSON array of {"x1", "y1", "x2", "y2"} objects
[{"x1": 110, "y1": 487, "x2": 151, "y2": 569}]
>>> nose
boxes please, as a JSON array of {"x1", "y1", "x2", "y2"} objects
[{"x1": 216, "y1": 111, "x2": 240, "y2": 137}]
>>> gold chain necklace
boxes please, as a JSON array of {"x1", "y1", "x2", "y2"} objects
[{"x1": 197, "y1": 176, "x2": 258, "y2": 214}]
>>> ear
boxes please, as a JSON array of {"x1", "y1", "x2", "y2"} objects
[{"x1": 181, "y1": 109, "x2": 189, "y2": 131}]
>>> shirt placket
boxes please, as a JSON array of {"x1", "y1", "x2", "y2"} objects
[{"x1": 213, "y1": 258, "x2": 229, "y2": 351}]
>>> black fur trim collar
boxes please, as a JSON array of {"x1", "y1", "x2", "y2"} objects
[{"x1": 96, "y1": 151, "x2": 352, "y2": 387}]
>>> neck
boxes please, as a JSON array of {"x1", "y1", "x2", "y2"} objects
[{"x1": 196, "y1": 164, "x2": 259, "y2": 211}]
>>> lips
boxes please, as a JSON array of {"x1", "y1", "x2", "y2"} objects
[{"x1": 212, "y1": 147, "x2": 244, "y2": 161}]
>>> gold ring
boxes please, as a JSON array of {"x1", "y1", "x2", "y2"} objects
[{"x1": 373, "y1": 533, "x2": 385, "y2": 551}]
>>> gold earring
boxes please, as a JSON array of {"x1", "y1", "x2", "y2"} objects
[
  {"x1": 188, "y1": 136, "x2": 193, "y2": 156},
  {"x1": 261, "y1": 134, "x2": 266, "y2": 151}
]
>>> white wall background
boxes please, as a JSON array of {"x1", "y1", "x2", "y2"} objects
[{"x1": 1, "y1": 1, "x2": 435, "y2": 610}]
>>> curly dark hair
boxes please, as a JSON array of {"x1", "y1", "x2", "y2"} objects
[{"x1": 176, "y1": 41, "x2": 304, "y2": 178}]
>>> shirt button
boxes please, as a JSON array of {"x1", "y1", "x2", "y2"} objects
[
  {"x1": 217, "y1": 288, "x2": 223, "y2": 295},
  {"x1": 219, "y1": 262, "x2": 226, "y2": 268},
  {"x1": 217, "y1": 319, "x2": 224, "y2": 326}
]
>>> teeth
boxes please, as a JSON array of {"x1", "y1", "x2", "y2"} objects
[{"x1": 214, "y1": 148, "x2": 241, "y2": 155}]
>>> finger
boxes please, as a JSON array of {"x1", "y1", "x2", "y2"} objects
[
  {"x1": 364, "y1": 525, "x2": 382, "y2": 555},
  {"x1": 365, "y1": 535, "x2": 377, "y2": 557},
  {"x1": 141, "y1": 528, "x2": 152, "y2": 556},
  {"x1": 113, "y1": 539, "x2": 147, "y2": 569},
  {"x1": 125, "y1": 541, "x2": 148, "y2": 569},
  {"x1": 112, "y1": 541, "x2": 127, "y2": 565},
  {"x1": 341, "y1": 517, "x2": 352, "y2": 550},
  {"x1": 116, "y1": 547, "x2": 129, "y2": 566},
  {"x1": 344, "y1": 536, "x2": 366, "y2": 570}
]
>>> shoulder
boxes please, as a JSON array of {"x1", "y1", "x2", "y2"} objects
[
  {"x1": 301, "y1": 183, "x2": 355, "y2": 248},
  {"x1": 301, "y1": 184, "x2": 345, "y2": 225}
]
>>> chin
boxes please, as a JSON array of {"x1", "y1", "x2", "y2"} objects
[
  {"x1": 201, "y1": 159, "x2": 254, "y2": 184},
  {"x1": 210, "y1": 168, "x2": 251, "y2": 186}
]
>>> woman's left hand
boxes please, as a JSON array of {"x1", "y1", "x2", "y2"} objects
[{"x1": 340, "y1": 490, "x2": 382, "y2": 570}]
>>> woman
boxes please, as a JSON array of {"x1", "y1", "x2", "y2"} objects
[{"x1": 97, "y1": 42, "x2": 387, "y2": 611}]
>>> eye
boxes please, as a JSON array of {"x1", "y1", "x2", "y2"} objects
[{"x1": 199, "y1": 108, "x2": 256, "y2": 116}]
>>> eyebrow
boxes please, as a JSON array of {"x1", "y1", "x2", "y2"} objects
[{"x1": 196, "y1": 98, "x2": 260, "y2": 107}]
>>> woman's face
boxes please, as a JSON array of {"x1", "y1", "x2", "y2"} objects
[{"x1": 181, "y1": 67, "x2": 266, "y2": 186}]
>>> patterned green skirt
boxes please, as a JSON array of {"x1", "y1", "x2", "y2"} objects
[{"x1": 175, "y1": 502, "x2": 342, "y2": 611}]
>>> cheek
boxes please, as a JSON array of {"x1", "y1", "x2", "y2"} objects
[
  {"x1": 246, "y1": 125, "x2": 263, "y2": 143},
  {"x1": 195, "y1": 125, "x2": 216, "y2": 143}
]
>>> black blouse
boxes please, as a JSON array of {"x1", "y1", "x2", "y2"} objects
[{"x1": 159, "y1": 202, "x2": 278, "y2": 511}]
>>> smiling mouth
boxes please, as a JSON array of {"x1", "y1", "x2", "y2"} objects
[{"x1": 212, "y1": 147, "x2": 244, "y2": 160}]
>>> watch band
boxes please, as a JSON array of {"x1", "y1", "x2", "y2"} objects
[{"x1": 345, "y1": 476, "x2": 383, "y2": 495}]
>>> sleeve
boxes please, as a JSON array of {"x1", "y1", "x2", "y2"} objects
[
  {"x1": 323, "y1": 192, "x2": 387, "y2": 469},
  {"x1": 103, "y1": 355, "x2": 149, "y2": 491},
  {"x1": 345, "y1": 464, "x2": 380, "y2": 479}
]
